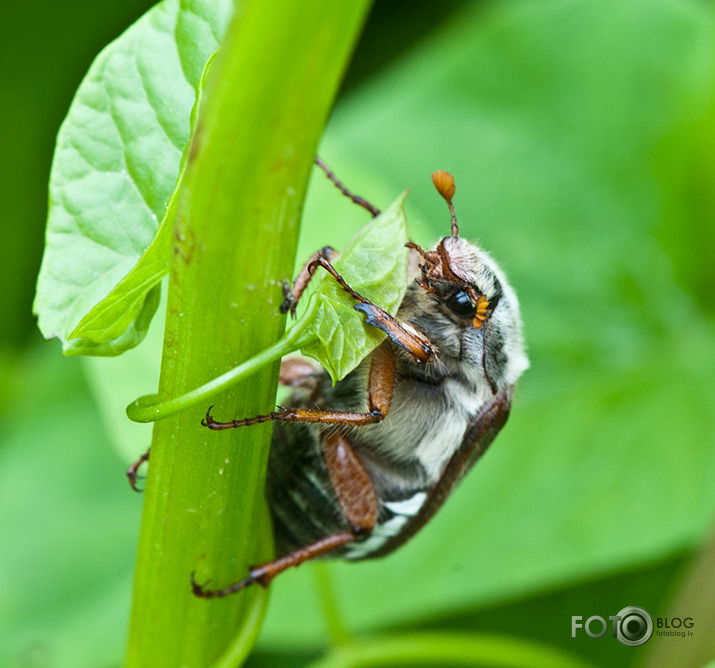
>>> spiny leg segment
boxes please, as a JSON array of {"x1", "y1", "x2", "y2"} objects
[
  {"x1": 314, "y1": 156, "x2": 380, "y2": 217},
  {"x1": 126, "y1": 449, "x2": 150, "y2": 492},
  {"x1": 203, "y1": 341, "x2": 395, "y2": 430}
]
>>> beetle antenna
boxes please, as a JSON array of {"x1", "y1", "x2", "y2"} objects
[{"x1": 431, "y1": 170, "x2": 458, "y2": 237}]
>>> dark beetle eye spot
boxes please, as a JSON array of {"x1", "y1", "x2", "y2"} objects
[{"x1": 445, "y1": 290, "x2": 476, "y2": 318}]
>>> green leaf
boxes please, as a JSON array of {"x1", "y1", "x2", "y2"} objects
[
  {"x1": 65, "y1": 53, "x2": 218, "y2": 356},
  {"x1": 33, "y1": 0, "x2": 234, "y2": 355},
  {"x1": 295, "y1": 191, "x2": 409, "y2": 381}
]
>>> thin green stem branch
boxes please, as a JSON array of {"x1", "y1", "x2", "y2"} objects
[
  {"x1": 126, "y1": 327, "x2": 308, "y2": 423},
  {"x1": 312, "y1": 563, "x2": 352, "y2": 647},
  {"x1": 307, "y1": 632, "x2": 598, "y2": 668}
]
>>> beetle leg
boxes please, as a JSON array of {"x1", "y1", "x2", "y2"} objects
[
  {"x1": 323, "y1": 432, "x2": 379, "y2": 533},
  {"x1": 191, "y1": 532, "x2": 355, "y2": 598},
  {"x1": 280, "y1": 246, "x2": 339, "y2": 317},
  {"x1": 280, "y1": 157, "x2": 382, "y2": 316},
  {"x1": 192, "y1": 432, "x2": 377, "y2": 598},
  {"x1": 314, "y1": 156, "x2": 380, "y2": 217},
  {"x1": 354, "y1": 302, "x2": 434, "y2": 363},
  {"x1": 126, "y1": 448, "x2": 150, "y2": 492},
  {"x1": 203, "y1": 342, "x2": 395, "y2": 429},
  {"x1": 307, "y1": 254, "x2": 435, "y2": 363}
]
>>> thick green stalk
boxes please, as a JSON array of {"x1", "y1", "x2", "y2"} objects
[{"x1": 125, "y1": 1, "x2": 371, "y2": 665}]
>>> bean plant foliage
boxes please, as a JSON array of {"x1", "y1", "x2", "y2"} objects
[{"x1": 21, "y1": 0, "x2": 715, "y2": 666}]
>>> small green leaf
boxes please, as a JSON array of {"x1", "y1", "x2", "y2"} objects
[
  {"x1": 33, "y1": 0, "x2": 234, "y2": 355},
  {"x1": 295, "y1": 190, "x2": 409, "y2": 381},
  {"x1": 65, "y1": 282, "x2": 162, "y2": 357}
]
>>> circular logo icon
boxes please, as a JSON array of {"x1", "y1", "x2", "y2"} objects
[{"x1": 615, "y1": 606, "x2": 653, "y2": 647}]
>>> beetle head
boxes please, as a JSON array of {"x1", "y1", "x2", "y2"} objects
[{"x1": 406, "y1": 171, "x2": 498, "y2": 329}]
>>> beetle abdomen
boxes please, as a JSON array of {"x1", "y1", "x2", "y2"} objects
[{"x1": 266, "y1": 423, "x2": 349, "y2": 556}]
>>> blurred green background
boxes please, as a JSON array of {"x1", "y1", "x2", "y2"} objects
[{"x1": 2, "y1": 0, "x2": 714, "y2": 667}]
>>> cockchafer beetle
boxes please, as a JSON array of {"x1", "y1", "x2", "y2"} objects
[{"x1": 182, "y1": 159, "x2": 529, "y2": 597}]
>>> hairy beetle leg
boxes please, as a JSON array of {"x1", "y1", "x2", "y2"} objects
[
  {"x1": 314, "y1": 156, "x2": 380, "y2": 217},
  {"x1": 127, "y1": 448, "x2": 150, "y2": 492},
  {"x1": 202, "y1": 342, "x2": 395, "y2": 430},
  {"x1": 280, "y1": 246, "x2": 338, "y2": 316},
  {"x1": 203, "y1": 405, "x2": 387, "y2": 429},
  {"x1": 280, "y1": 154, "x2": 385, "y2": 316},
  {"x1": 191, "y1": 570, "x2": 255, "y2": 598},
  {"x1": 354, "y1": 302, "x2": 434, "y2": 363},
  {"x1": 192, "y1": 532, "x2": 357, "y2": 598},
  {"x1": 324, "y1": 432, "x2": 379, "y2": 533}
]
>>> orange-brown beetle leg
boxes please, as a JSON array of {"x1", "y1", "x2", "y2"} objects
[{"x1": 203, "y1": 342, "x2": 395, "y2": 430}]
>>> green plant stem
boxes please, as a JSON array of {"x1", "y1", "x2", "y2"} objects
[
  {"x1": 124, "y1": 1, "x2": 372, "y2": 666},
  {"x1": 306, "y1": 632, "x2": 598, "y2": 668},
  {"x1": 312, "y1": 563, "x2": 352, "y2": 647},
  {"x1": 126, "y1": 327, "x2": 309, "y2": 423}
]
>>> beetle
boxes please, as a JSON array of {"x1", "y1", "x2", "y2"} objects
[{"x1": 188, "y1": 159, "x2": 529, "y2": 597}]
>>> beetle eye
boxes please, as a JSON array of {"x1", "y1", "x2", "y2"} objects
[{"x1": 445, "y1": 290, "x2": 476, "y2": 318}]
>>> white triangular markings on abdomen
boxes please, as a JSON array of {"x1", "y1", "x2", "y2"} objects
[{"x1": 344, "y1": 491, "x2": 428, "y2": 560}]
